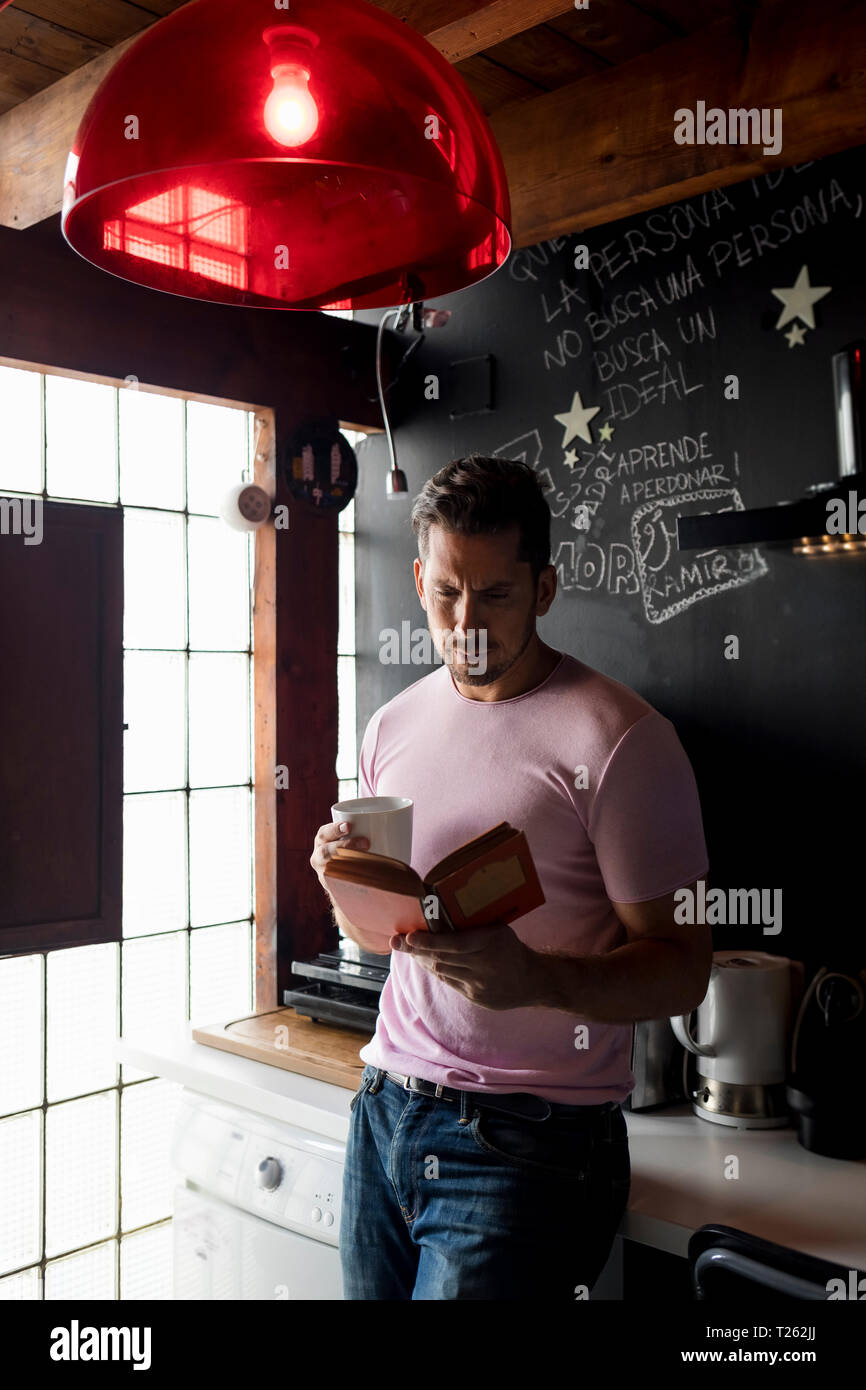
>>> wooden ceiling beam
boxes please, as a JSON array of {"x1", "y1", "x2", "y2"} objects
[
  {"x1": 0, "y1": 0, "x2": 578, "y2": 230},
  {"x1": 399, "y1": 0, "x2": 585, "y2": 64},
  {"x1": 3, "y1": 0, "x2": 865, "y2": 246},
  {"x1": 0, "y1": 30, "x2": 139, "y2": 229},
  {"x1": 491, "y1": 0, "x2": 866, "y2": 247}
]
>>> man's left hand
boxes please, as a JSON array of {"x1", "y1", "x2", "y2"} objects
[{"x1": 390, "y1": 922, "x2": 547, "y2": 1011}]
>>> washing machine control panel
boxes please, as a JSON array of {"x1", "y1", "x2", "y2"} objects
[
  {"x1": 173, "y1": 1092, "x2": 345, "y2": 1245},
  {"x1": 241, "y1": 1139, "x2": 342, "y2": 1239}
]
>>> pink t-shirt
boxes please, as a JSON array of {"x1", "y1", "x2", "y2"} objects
[{"x1": 356, "y1": 651, "x2": 709, "y2": 1103}]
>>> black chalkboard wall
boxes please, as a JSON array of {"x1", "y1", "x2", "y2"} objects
[{"x1": 353, "y1": 144, "x2": 866, "y2": 970}]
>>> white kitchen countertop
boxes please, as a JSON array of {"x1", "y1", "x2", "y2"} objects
[
  {"x1": 117, "y1": 1025, "x2": 866, "y2": 1269},
  {"x1": 117, "y1": 1025, "x2": 355, "y2": 1142}
]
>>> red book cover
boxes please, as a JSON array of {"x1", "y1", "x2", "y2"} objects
[
  {"x1": 433, "y1": 829, "x2": 544, "y2": 929},
  {"x1": 324, "y1": 824, "x2": 544, "y2": 935}
]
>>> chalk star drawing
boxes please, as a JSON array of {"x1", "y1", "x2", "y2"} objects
[
  {"x1": 598, "y1": 422, "x2": 614, "y2": 442},
  {"x1": 554, "y1": 391, "x2": 600, "y2": 447},
  {"x1": 785, "y1": 323, "x2": 807, "y2": 348},
  {"x1": 771, "y1": 265, "x2": 831, "y2": 330},
  {"x1": 563, "y1": 449, "x2": 581, "y2": 471}
]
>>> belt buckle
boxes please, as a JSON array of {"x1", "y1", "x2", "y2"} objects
[{"x1": 403, "y1": 1075, "x2": 445, "y2": 1098}]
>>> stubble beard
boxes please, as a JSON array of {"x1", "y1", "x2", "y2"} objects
[{"x1": 442, "y1": 610, "x2": 537, "y2": 687}]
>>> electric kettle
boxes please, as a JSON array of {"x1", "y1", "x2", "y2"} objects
[{"x1": 670, "y1": 951, "x2": 803, "y2": 1128}]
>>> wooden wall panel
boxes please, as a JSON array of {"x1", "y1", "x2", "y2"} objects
[{"x1": 0, "y1": 501, "x2": 122, "y2": 953}]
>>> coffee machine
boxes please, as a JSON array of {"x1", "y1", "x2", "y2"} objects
[{"x1": 787, "y1": 964, "x2": 866, "y2": 1159}]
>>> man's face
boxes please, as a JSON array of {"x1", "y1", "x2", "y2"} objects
[{"x1": 413, "y1": 525, "x2": 553, "y2": 687}]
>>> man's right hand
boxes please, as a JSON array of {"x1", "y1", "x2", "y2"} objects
[{"x1": 310, "y1": 820, "x2": 370, "y2": 890}]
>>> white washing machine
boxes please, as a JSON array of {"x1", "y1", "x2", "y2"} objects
[{"x1": 171, "y1": 1088, "x2": 345, "y2": 1300}]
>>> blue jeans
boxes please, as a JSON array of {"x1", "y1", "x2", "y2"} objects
[{"x1": 339, "y1": 1063, "x2": 631, "y2": 1300}]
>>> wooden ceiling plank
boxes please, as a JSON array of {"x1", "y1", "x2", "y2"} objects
[
  {"x1": 380, "y1": 0, "x2": 574, "y2": 47},
  {"x1": 546, "y1": 0, "x2": 681, "y2": 64},
  {"x1": 491, "y1": 0, "x2": 866, "y2": 246},
  {"x1": 626, "y1": 0, "x2": 745, "y2": 34},
  {"x1": 473, "y1": 24, "x2": 609, "y2": 90},
  {"x1": 0, "y1": 31, "x2": 140, "y2": 226},
  {"x1": 380, "y1": 0, "x2": 477, "y2": 28},
  {"x1": 417, "y1": 0, "x2": 595, "y2": 63},
  {"x1": 6, "y1": 1, "x2": 172, "y2": 47},
  {"x1": 454, "y1": 53, "x2": 547, "y2": 111},
  {"x1": 131, "y1": 1, "x2": 194, "y2": 16},
  {"x1": 0, "y1": 7, "x2": 107, "y2": 74},
  {"x1": 0, "y1": 46, "x2": 67, "y2": 105}
]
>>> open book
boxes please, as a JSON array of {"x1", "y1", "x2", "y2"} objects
[{"x1": 323, "y1": 821, "x2": 544, "y2": 935}]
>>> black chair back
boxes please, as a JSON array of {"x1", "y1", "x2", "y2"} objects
[{"x1": 688, "y1": 1224, "x2": 863, "y2": 1301}]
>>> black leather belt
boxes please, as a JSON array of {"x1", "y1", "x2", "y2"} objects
[{"x1": 384, "y1": 1070, "x2": 618, "y2": 1124}]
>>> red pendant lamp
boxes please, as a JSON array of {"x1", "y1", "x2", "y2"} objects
[{"x1": 60, "y1": 0, "x2": 512, "y2": 311}]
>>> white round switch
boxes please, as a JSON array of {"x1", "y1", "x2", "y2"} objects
[{"x1": 256, "y1": 1157, "x2": 283, "y2": 1191}]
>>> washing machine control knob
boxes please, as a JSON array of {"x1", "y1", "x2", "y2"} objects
[{"x1": 256, "y1": 1156, "x2": 283, "y2": 1190}]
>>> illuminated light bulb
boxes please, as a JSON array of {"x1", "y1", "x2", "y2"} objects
[
  {"x1": 262, "y1": 25, "x2": 320, "y2": 148},
  {"x1": 264, "y1": 65, "x2": 319, "y2": 146}
]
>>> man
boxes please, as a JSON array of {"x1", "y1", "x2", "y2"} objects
[{"x1": 311, "y1": 454, "x2": 711, "y2": 1301}]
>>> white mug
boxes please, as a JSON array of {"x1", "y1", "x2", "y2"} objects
[{"x1": 331, "y1": 796, "x2": 413, "y2": 863}]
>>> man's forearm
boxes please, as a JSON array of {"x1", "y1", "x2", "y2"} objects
[{"x1": 526, "y1": 938, "x2": 707, "y2": 1023}]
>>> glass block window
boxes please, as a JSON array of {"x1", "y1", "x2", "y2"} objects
[
  {"x1": 335, "y1": 431, "x2": 364, "y2": 949},
  {"x1": 0, "y1": 1266, "x2": 42, "y2": 1300},
  {"x1": 119, "y1": 1223, "x2": 173, "y2": 1301},
  {"x1": 336, "y1": 443, "x2": 361, "y2": 806},
  {"x1": 0, "y1": 362, "x2": 262, "y2": 1298},
  {"x1": 45, "y1": 1242, "x2": 117, "y2": 1301}
]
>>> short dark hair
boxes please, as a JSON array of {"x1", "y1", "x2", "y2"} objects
[{"x1": 410, "y1": 454, "x2": 551, "y2": 583}]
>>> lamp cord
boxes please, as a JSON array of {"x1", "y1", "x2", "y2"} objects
[{"x1": 376, "y1": 307, "x2": 409, "y2": 476}]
